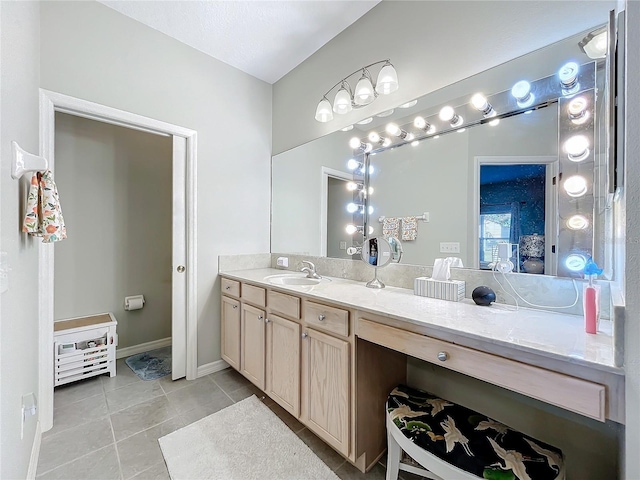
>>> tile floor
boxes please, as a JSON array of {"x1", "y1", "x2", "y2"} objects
[{"x1": 37, "y1": 359, "x2": 422, "y2": 480}]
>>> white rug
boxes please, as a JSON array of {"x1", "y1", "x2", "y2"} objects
[{"x1": 158, "y1": 395, "x2": 340, "y2": 480}]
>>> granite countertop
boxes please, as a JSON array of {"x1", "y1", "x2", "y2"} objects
[{"x1": 220, "y1": 268, "x2": 620, "y2": 375}]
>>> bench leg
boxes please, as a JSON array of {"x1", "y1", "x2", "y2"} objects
[{"x1": 386, "y1": 429, "x2": 402, "y2": 480}]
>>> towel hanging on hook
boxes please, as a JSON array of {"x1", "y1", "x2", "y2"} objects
[
  {"x1": 11, "y1": 141, "x2": 48, "y2": 179},
  {"x1": 22, "y1": 171, "x2": 67, "y2": 243}
]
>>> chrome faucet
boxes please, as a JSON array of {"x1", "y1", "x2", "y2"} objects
[{"x1": 300, "y1": 261, "x2": 321, "y2": 279}]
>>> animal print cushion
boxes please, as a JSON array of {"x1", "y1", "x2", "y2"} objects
[{"x1": 387, "y1": 385, "x2": 564, "y2": 480}]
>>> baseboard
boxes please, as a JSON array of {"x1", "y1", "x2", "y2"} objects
[
  {"x1": 116, "y1": 337, "x2": 172, "y2": 359},
  {"x1": 197, "y1": 359, "x2": 229, "y2": 377},
  {"x1": 26, "y1": 421, "x2": 42, "y2": 480}
]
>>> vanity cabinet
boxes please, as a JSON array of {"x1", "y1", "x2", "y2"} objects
[
  {"x1": 220, "y1": 296, "x2": 241, "y2": 370},
  {"x1": 302, "y1": 327, "x2": 350, "y2": 457},
  {"x1": 266, "y1": 314, "x2": 300, "y2": 417},
  {"x1": 240, "y1": 303, "x2": 266, "y2": 390}
]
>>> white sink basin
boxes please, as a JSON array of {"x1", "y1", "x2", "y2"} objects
[{"x1": 265, "y1": 274, "x2": 328, "y2": 286}]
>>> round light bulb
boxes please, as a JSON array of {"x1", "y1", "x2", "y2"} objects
[
  {"x1": 439, "y1": 106, "x2": 455, "y2": 122},
  {"x1": 414, "y1": 116, "x2": 427, "y2": 129},
  {"x1": 346, "y1": 224, "x2": 358, "y2": 235},
  {"x1": 368, "y1": 132, "x2": 381, "y2": 143},
  {"x1": 568, "y1": 97, "x2": 588, "y2": 116},
  {"x1": 565, "y1": 254, "x2": 587, "y2": 272},
  {"x1": 385, "y1": 123, "x2": 400, "y2": 136},
  {"x1": 346, "y1": 182, "x2": 359, "y2": 191},
  {"x1": 564, "y1": 135, "x2": 590, "y2": 162},
  {"x1": 349, "y1": 137, "x2": 362, "y2": 149},
  {"x1": 346, "y1": 203, "x2": 359, "y2": 213},
  {"x1": 471, "y1": 93, "x2": 489, "y2": 111},
  {"x1": 347, "y1": 158, "x2": 360, "y2": 170},
  {"x1": 566, "y1": 215, "x2": 590, "y2": 230},
  {"x1": 559, "y1": 62, "x2": 580, "y2": 88},
  {"x1": 563, "y1": 175, "x2": 588, "y2": 197},
  {"x1": 511, "y1": 80, "x2": 535, "y2": 108}
]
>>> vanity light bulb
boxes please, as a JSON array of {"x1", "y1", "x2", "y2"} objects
[
  {"x1": 567, "y1": 215, "x2": 590, "y2": 230},
  {"x1": 511, "y1": 80, "x2": 535, "y2": 108},
  {"x1": 414, "y1": 116, "x2": 427, "y2": 129},
  {"x1": 346, "y1": 224, "x2": 358, "y2": 235},
  {"x1": 471, "y1": 93, "x2": 489, "y2": 111},
  {"x1": 385, "y1": 123, "x2": 401, "y2": 136},
  {"x1": 564, "y1": 135, "x2": 590, "y2": 162},
  {"x1": 439, "y1": 106, "x2": 454, "y2": 122},
  {"x1": 359, "y1": 165, "x2": 375, "y2": 175},
  {"x1": 346, "y1": 182, "x2": 359, "y2": 191},
  {"x1": 406, "y1": 133, "x2": 415, "y2": 141},
  {"x1": 347, "y1": 158, "x2": 360, "y2": 170},
  {"x1": 346, "y1": 203, "x2": 359, "y2": 213},
  {"x1": 558, "y1": 62, "x2": 580, "y2": 89},
  {"x1": 563, "y1": 175, "x2": 588, "y2": 197},
  {"x1": 568, "y1": 97, "x2": 590, "y2": 124},
  {"x1": 368, "y1": 132, "x2": 381, "y2": 143},
  {"x1": 382, "y1": 138, "x2": 392, "y2": 147},
  {"x1": 349, "y1": 137, "x2": 363, "y2": 150}
]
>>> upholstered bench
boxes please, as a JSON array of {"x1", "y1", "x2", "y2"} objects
[{"x1": 386, "y1": 385, "x2": 565, "y2": 480}]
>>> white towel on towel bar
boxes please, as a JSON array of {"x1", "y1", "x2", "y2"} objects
[{"x1": 22, "y1": 171, "x2": 67, "y2": 243}]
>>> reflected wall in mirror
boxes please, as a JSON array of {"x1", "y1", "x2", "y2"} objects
[{"x1": 271, "y1": 24, "x2": 613, "y2": 279}]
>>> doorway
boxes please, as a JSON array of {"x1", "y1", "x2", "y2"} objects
[
  {"x1": 320, "y1": 167, "x2": 354, "y2": 258},
  {"x1": 38, "y1": 90, "x2": 198, "y2": 432}
]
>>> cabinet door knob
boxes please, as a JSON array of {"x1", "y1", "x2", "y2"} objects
[
  {"x1": 177, "y1": 265, "x2": 186, "y2": 273},
  {"x1": 301, "y1": 333, "x2": 308, "y2": 339},
  {"x1": 258, "y1": 315, "x2": 263, "y2": 321},
  {"x1": 232, "y1": 305, "x2": 238, "y2": 309},
  {"x1": 318, "y1": 314, "x2": 326, "y2": 322},
  {"x1": 265, "y1": 318, "x2": 270, "y2": 324},
  {"x1": 437, "y1": 351, "x2": 449, "y2": 362}
]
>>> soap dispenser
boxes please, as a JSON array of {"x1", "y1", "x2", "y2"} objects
[{"x1": 583, "y1": 258, "x2": 603, "y2": 334}]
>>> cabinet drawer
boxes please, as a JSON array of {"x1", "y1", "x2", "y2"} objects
[
  {"x1": 221, "y1": 278, "x2": 240, "y2": 298},
  {"x1": 305, "y1": 301, "x2": 349, "y2": 337},
  {"x1": 243, "y1": 284, "x2": 266, "y2": 307},
  {"x1": 268, "y1": 291, "x2": 300, "y2": 319},
  {"x1": 357, "y1": 318, "x2": 606, "y2": 422}
]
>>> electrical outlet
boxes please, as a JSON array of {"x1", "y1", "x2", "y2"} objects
[
  {"x1": 276, "y1": 256, "x2": 289, "y2": 268},
  {"x1": 339, "y1": 241, "x2": 347, "y2": 250},
  {"x1": 440, "y1": 242, "x2": 461, "y2": 254}
]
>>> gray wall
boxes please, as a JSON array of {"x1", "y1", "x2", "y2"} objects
[
  {"x1": 624, "y1": 1, "x2": 639, "y2": 476},
  {"x1": 327, "y1": 176, "x2": 353, "y2": 259},
  {"x1": 54, "y1": 113, "x2": 172, "y2": 349},
  {"x1": 0, "y1": 1, "x2": 41, "y2": 478},
  {"x1": 40, "y1": 1, "x2": 272, "y2": 366},
  {"x1": 272, "y1": 1, "x2": 615, "y2": 154}
]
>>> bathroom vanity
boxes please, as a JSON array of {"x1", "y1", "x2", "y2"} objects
[{"x1": 219, "y1": 268, "x2": 623, "y2": 473}]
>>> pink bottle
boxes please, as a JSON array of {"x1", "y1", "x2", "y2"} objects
[{"x1": 583, "y1": 278, "x2": 599, "y2": 334}]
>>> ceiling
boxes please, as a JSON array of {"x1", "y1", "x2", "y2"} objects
[{"x1": 98, "y1": 1, "x2": 380, "y2": 84}]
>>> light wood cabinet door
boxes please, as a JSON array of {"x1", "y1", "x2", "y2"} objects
[
  {"x1": 302, "y1": 328, "x2": 350, "y2": 457},
  {"x1": 266, "y1": 314, "x2": 301, "y2": 417},
  {"x1": 241, "y1": 303, "x2": 266, "y2": 390},
  {"x1": 221, "y1": 296, "x2": 241, "y2": 370}
]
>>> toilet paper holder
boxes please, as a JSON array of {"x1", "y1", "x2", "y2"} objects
[{"x1": 124, "y1": 295, "x2": 145, "y2": 311}]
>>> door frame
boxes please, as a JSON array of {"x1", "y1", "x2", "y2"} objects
[
  {"x1": 38, "y1": 89, "x2": 198, "y2": 432},
  {"x1": 471, "y1": 155, "x2": 558, "y2": 274},
  {"x1": 320, "y1": 167, "x2": 353, "y2": 256}
]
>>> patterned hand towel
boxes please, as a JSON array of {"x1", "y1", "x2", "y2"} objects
[
  {"x1": 22, "y1": 171, "x2": 67, "y2": 243},
  {"x1": 402, "y1": 216, "x2": 418, "y2": 241},
  {"x1": 382, "y1": 217, "x2": 400, "y2": 239}
]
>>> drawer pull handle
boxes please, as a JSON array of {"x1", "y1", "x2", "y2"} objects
[
  {"x1": 437, "y1": 352, "x2": 449, "y2": 362},
  {"x1": 301, "y1": 333, "x2": 309, "y2": 339},
  {"x1": 225, "y1": 286, "x2": 231, "y2": 290},
  {"x1": 318, "y1": 314, "x2": 326, "y2": 322}
]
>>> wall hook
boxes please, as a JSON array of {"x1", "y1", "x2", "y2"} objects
[{"x1": 11, "y1": 141, "x2": 48, "y2": 180}]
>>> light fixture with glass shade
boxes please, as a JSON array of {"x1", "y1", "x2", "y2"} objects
[
  {"x1": 579, "y1": 26, "x2": 608, "y2": 59},
  {"x1": 314, "y1": 60, "x2": 399, "y2": 123}
]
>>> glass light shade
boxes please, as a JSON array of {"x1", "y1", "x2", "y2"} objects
[
  {"x1": 333, "y1": 87, "x2": 352, "y2": 114},
  {"x1": 346, "y1": 224, "x2": 358, "y2": 235},
  {"x1": 471, "y1": 93, "x2": 489, "y2": 111},
  {"x1": 563, "y1": 175, "x2": 588, "y2": 197},
  {"x1": 564, "y1": 135, "x2": 590, "y2": 162},
  {"x1": 315, "y1": 98, "x2": 333, "y2": 122},
  {"x1": 399, "y1": 99, "x2": 417, "y2": 109},
  {"x1": 581, "y1": 30, "x2": 608, "y2": 59},
  {"x1": 349, "y1": 137, "x2": 363, "y2": 149},
  {"x1": 354, "y1": 75, "x2": 375, "y2": 105},
  {"x1": 375, "y1": 63, "x2": 399, "y2": 95},
  {"x1": 567, "y1": 215, "x2": 590, "y2": 230}
]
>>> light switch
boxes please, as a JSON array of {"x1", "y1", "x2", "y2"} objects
[
  {"x1": 440, "y1": 242, "x2": 461, "y2": 253},
  {"x1": 339, "y1": 241, "x2": 347, "y2": 250}
]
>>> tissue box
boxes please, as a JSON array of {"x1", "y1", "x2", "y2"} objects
[{"x1": 414, "y1": 277, "x2": 466, "y2": 302}]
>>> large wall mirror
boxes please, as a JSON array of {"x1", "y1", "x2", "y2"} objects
[{"x1": 271, "y1": 21, "x2": 615, "y2": 278}]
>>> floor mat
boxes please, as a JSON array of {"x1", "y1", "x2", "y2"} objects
[{"x1": 125, "y1": 346, "x2": 172, "y2": 381}]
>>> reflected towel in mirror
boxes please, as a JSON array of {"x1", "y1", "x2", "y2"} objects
[
  {"x1": 382, "y1": 217, "x2": 400, "y2": 239},
  {"x1": 402, "y1": 216, "x2": 418, "y2": 241}
]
